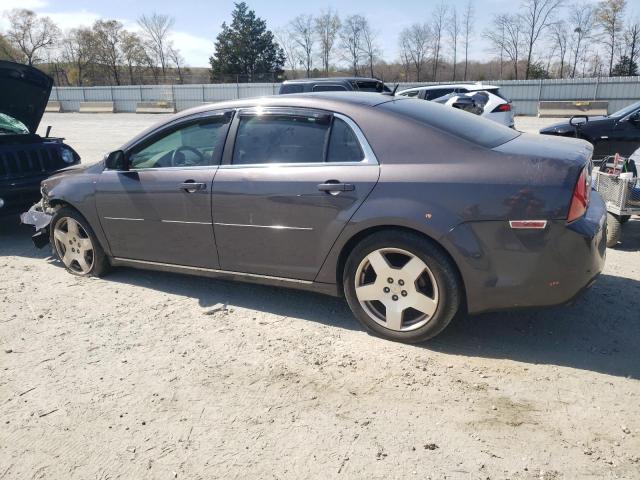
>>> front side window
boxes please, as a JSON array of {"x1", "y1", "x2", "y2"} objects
[
  {"x1": 280, "y1": 84, "x2": 305, "y2": 94},
  {"x1": 233, "y1": 114, "x2": 331, "y2": 165},
  {"x1": 313, "y1": 84, "x2": 348, "y2": 92},
  {"x1": 129, "y1": 116, "x2": 230, "y2": 169}
]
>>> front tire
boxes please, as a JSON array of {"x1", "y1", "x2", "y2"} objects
[
  {"x1": 343, "y1": 231, "x2": 462, "y2": 343},
  {"x1": 50, "y1": 207, "x2": 110, "y2": 276}
]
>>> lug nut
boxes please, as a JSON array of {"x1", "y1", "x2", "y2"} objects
[
  {"x1": 398, "y1": 279, "x2": 405, "y2": 286},
  {"x1": 387, "y1": 278, "x2": 393, "y2": 284},
  {"x1": 392, "y1": 295, "x2": 399, "y2": 301},
  {"x1": 401, "y1": 290, "x2": 408, "y2": 297},
  {"x1": 383, "y1": 287, "x2": 390, "y2": 293}
]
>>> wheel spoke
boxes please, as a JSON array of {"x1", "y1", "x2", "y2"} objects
[
  {"x1": 53, "y1": 229, "x2": 67, "y2": 244},
  {"x1": 78, "y1": 237, "x2": 92, "y2": 251},
  {"x1": 385, "y1": 305, "x2": 404, "y2": 330},
  {"x1": 400, "y1": 256, "x2": 427, "y2": 282},
  {"x1": 67, "y1": 218, "x2": 79, "y2": 236},
  {"x1": 355, "y1": 283, "x2": 381, "y2": 302},
  {"x1": 366, "y1": 250, "x2": 391, "y2": 277},
  {"x1": 61, "y1": 249, "x2": 73, "y2": 266},
  {"x1": 76, "y1": 255, "x2": 90, "y2": 273},
  {"x1": 410, "y1": 292, "x2": 437, "y2": 317}
]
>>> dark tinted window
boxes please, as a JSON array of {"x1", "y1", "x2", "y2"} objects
[
  {"x1": 313, "y1": 84, "x2": 348, "y2": 92},
  {"x1": 424, "y1": 88, "x2": 455, "y2": 100},
  {"x1": 233, "y1": 114, "x2": 331, "y2": 164},
  {"x1": 380, "y1": 98, "x2": 520, "y2": 148},
  {"x1": 280, "y1": 84, "x2": 305, "y2": 94},
  {"x1": 129, "y1": 118, "x2": 230, "y2": 169},
  {"x1": 327, "y1": 118, "x2": 364, "y2": 162},
  {"x1": 353, "y1": 80, "x2": 385, "y2": 92}
]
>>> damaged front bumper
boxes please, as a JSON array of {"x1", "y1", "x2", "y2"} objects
[{"x1": 20, "y1": 200, "x2": 54, "y2": 249}]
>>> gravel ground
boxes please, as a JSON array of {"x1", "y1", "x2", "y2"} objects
[{"x1": 1, "y1": 113, "x2": 639, "y2": 480}]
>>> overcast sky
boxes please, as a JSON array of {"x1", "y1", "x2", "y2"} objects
[{"x1": 1, "y1": 0, "x2": 636, "y2": 68}]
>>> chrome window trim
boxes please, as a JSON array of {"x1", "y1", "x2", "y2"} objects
[{"x1": 220, "y1": 111, "x2": 379, "y2": 169}]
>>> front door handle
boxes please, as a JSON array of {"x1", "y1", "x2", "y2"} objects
[
  {"x1": 179, "y1": 181, "x2": 206, "y2": 193},
  {"x1": 317, "y1": 182, "x2": 355, "y2": 192}
]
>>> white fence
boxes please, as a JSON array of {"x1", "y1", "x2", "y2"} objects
[{"x1": 50, "y1": 76, "x2": 640, "y2": 116}]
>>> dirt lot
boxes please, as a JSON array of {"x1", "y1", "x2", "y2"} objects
[{"x1": 1, "y1": 114, "x2": 640, "y2": 480}]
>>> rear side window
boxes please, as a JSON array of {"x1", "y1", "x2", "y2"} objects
[
  {"x1": 312, "y1": 84, "x2": 348, "y2": 92},
  {"x1": 327, "y1": 118, "x2": 364, "y2": 163},
  {"x1": 232, "y1": 114, "x2": 330, "y2": 164},
  {"x1": 380, "y1": 98, "x2": 519, "y2": 148},
  {"x1": 279, "y1": 84, "x2": 305, "y2": 94},
  {"x1": 424, "y1": 88, "x2": 454, "y2": 100},
  {"x1": 402, "y1": 90, "x2": 420, "y2": 98}
]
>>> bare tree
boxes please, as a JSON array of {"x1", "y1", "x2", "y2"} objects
[
  {"x1": 485, "y1": 14, "x2": 524, "y2": 79},
  {"x1": 137, "y1": 12, "x2": 175, "y2": 79},
  {"x1": 399, "y1": 23, "x2": 431, "y2": 81},
  {"x1": 314, "y1": 9, "x2": 341, "y2": 76},
  {"x1": 93, "y1": 19, "x2": 124, "y2": 85},
  {"x1": 4, "y1": 9, "x2": 60, "y2": 66},
  {"x1": 568, "y1": 4, "x2": 595, "y2": 77},
  {"x1": 61, "y1": 28, "x2": 96, "y2": 86},
  {"x1": 340, "y1": 15, "x2": 366, "y2": 76},
  {"x1": 520, "y1": 0, "x2": 564, "y2": 79},
  {"x1": 360, "y1": 18, "x2": 380, "y2": 78},
  {"x1": 289, "y1": 15, "x2": 314, "y2": 78},
  {"x1": 448, "y1": 6, "x2": 461, "y2": 80},
  {"x1": 462, "y1": 1, "x2": 475, "y2": 80},
  {"x1": 550, "y1": 20, "x2": 569, "y2": 77},
  {"x1": 275, "y1": 28, "x2": 300, "y2": 77},
  {"x1": 167, "y1": 44, "x2": 185, "y2": 84},
  {"x1": 596, "y1": 0, "x2": 627, "y2": 76},
  {"x1": 623, "y1": 20, "x2": 639, "y2": 75},
  {"x1": 121, "y1": 31, "x2": 147, "y2": 85},
  {"x1": 431, "y1": 3, "x2": 448, "y2": 80}
]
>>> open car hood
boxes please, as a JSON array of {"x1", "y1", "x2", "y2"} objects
[{"x1": 0, "y1": 60, "x2": 53, "y2": 134}]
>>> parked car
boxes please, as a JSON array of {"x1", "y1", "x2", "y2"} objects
[
  {"x1": 22, "y1": 92, "x2": 605, "y2": 343},
  {"x1": 0, "y1": 61, "x2": 80, "y2": 217},
  {"x1": 396, "y1": 84, "x2": 515, "y2": 127},
  {"x1": 540, "y1": 100, "x2": 640, "y2": 160},
  {"x1": 279, "y1": 77, "x2": 391, "y2": 94}
]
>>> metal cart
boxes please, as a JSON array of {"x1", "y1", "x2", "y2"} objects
[{"x1": 593, "y1": 168, "x2": 640, "y2": 247}]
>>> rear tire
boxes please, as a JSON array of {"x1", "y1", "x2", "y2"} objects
[
  {"x1": 343, "y1": 231, "x2": 462, "y2": 343},
  {"x1": 606, "y1": 212, "x2": 622, "y2": 248},
  {"x1": 50, "y1": 207, "x2": 110, "y2": 277}
]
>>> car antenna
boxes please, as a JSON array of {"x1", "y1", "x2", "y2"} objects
[
  {"x1": 384, "y1": 83, "x2": 400, "y2": 96},
  {"x1": 45, "y1": 125, "x2": 52, "y2": 137}
]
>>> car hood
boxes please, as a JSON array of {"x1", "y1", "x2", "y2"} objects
[{"x1": 0, "y1": 60, "x2": 53, "y2": 134}]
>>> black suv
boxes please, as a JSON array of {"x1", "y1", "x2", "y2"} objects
[
  {"x1": 0, "y1": 61, "x2": 80, "y2": 217},
  {"x1": 279, "y1": 77, "x2": 390, "y2": 95}
]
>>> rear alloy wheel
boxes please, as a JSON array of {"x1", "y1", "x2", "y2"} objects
[
  {"x1": 344, "y1": 232, "x2": 462, "y2": 343},
  {"x1": 51, "y1": 207, "x2": 110, "y2": 276}
]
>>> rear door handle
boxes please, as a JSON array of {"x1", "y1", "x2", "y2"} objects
[
  {"x1": 317, "y1": 182, "x2": 355, "y2": 192},
  {"x1": 179, "y1": 181, "x2": 206, "y2": 192}
]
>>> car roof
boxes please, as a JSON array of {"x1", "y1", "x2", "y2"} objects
[
  {"x1": 399, "y1": 83, "x2": 500, "y2": 93},
  {"x1": 121, "y1": 92, "x2": 400, "y2": 149},
  {"x1": 282, "y1": 77, "x2": 384, "y2": 84}
]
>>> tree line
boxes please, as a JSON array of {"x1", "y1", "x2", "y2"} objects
[{"x1": 0, "y1": 0, "x2": 638, "y2": 86}]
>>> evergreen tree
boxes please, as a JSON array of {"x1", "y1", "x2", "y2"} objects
[{"x1": 210, "y1": 2, "x2": 285, "y2": 82}]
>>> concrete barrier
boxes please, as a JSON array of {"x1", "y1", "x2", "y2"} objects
[
  {"x1": 45, "y1": 101, "x2": 62, "y2": 112},
  {"x1": 79, "y1": 101, "x2": 115, "y2": 113},
  {"x1": 538, "y1": 100, "x2": 608, "y2": 117},
  {"x1": 136, "y1": 101, "x2": 176, "y2": 113}
]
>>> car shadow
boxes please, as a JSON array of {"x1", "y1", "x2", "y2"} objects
[
  {"x1": 3, "y1": 217, "x2": 639, "y2": 379},
  {"x1": 105, "y1": 266, "x2": 639, "y2": 379}
]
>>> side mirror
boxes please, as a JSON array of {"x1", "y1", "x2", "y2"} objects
[
  {"x1": 104, "y1": 150, "x2": 127, "y2": 170},
  {"x1": 629, "y1": 112, "x2": 640, "y2": 125}
]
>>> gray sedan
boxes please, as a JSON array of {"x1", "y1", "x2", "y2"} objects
[{"x1": 23, "y1": 93, "x2": 606, "y2": 342}]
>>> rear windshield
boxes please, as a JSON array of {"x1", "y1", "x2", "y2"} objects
[
  {"x1": 351, "y1": 80, "x2": 389, "y2": 93},
  {"x1": 280, "y1": 84, "x2": 305, "y2": 94},
  {"x1": 380, "y1": 98, "x2": 519, "y2": 148},
  {"x1": 482, "y1": 87, "x2": 510, "y2": 102}
]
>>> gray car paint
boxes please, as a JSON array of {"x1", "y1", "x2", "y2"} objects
[{"x1": 38, "y1": 92, "x2": 606, "y2": 314}]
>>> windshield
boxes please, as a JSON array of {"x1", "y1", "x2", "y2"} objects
[
  {"x1": 0, "y1": 113, "x2": 29, "y2": 135},
  {"x1": 610, "y1": 101, "x2": 640, "y2": 118}
]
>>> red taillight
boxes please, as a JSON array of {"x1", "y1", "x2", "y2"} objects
[
  {"x1": 492, "y1": 103, "x2": 511, "y2": 112},
  {"x1": 566, "y1": 168, "x2": 590, "y2": 223}
]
